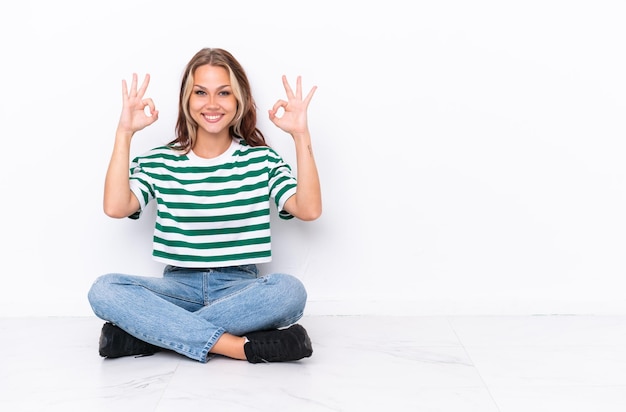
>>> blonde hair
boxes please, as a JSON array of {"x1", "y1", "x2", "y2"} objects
[{"x1": 169, "y1": 48, "x2": 267, "y2": 152}]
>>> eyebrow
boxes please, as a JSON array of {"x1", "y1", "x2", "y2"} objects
[{"x1": 193, "y1": 84, "x2": 231, "y2": 91}]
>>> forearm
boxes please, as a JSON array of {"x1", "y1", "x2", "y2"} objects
[
  {"x1": 103, "y1": 130, "x2": 137, "y2": 218},
  {"x1": 291, "y1": 131, "x2": 322, "y2": 221}
]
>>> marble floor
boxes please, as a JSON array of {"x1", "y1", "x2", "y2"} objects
[{"x1": 1, "y1": 315, "x2": 625, "y2": 411}]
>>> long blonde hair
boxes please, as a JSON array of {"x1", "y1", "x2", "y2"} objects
[{"x1": 169, "y1": 48, "x2": 267, "y2": 152}]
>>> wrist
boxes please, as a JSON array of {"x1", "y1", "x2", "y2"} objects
[
  {"x1": 115, "y1": 128, "x2": 134, "y2": 141},
  {"x1": 291, "y1": 130, "x2": 311, "y2": 141}
]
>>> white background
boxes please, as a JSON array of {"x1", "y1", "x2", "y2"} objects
[{"x1": 0, "y1": 0, "x2": 624, "y2": 317}]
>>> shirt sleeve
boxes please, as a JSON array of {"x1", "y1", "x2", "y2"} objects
[
  {"x1": 127, "y1": 155, "x2": 155, "y2": 220},
  {"x1": 267, "y1": 148, "x2": 297, "y2": 220}
]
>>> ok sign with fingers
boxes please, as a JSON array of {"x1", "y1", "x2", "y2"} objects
[
  {"x1": 268, "y1": 75, "x2": 316, "y2": 138},
  {"x1": 117, "y1": 73, "x2": 159, "y2": 135}
]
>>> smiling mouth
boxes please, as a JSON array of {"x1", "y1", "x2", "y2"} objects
[{"x1": 202, "y1": 114, "x2": 222, "y2": 122}]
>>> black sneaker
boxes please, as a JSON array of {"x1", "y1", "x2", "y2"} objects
[
  {"x1": 243, "y1": 324, "x2": 313, "y2": 364},
  {"x1": 99, "y1": 322, "x2": 161, "y2": 358}
]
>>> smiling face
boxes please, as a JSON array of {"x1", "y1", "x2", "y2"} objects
[{"x1": 188, "y1": 64, "x2": 238, "y2": 140}]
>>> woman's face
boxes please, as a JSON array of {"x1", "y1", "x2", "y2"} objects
[{"x1": 189, "y1": 64, "x2": 238, "y2": 139}]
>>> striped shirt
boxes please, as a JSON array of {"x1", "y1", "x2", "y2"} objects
[{"x1": 128, "y1": 138, "x2": 297, "y2": 268}]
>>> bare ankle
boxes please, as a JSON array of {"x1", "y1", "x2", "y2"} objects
[{"x1": 209, "y1": 333, "x2": 247, "y2": 360}]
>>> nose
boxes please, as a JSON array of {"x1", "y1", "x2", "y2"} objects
[{"x1": 205, "y1": 94, "x2": 220, "y2": 108}]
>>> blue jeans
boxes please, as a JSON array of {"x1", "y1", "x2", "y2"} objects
[{"x1": 87, "y1": 264, "x2": 307, "y2": 363}]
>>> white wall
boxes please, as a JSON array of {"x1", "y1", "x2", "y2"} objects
[{"x1": 1, "y1": 0, "x2": 624, "y2": 317}]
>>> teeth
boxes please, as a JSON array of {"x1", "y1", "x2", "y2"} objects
[{"x1": 204, "y1": 114, "x2": 220, "y2": 120}]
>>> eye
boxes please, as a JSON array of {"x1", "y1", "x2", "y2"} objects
[
  {"x1": 219, "y1": 90, "x2": 231, "y2": 96},
  {"x1": 194, "y1": 89, "x2": 207, "y2": 96}
]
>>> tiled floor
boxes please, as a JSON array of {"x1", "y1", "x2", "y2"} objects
[{"x1": 1, "y1": 315, "x2": 625, "y2": 411}]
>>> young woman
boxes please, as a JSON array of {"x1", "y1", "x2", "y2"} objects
[{"x1": 88, "y1": 48, "x2": 321, "y2": 364}]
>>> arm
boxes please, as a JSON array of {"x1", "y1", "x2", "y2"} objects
[
  {"x1": 103, "y1": 73, "x2": 159, "y2": 218},
  {"x1": 269, "y1": 75, "x2": 321, "y2": 221}
]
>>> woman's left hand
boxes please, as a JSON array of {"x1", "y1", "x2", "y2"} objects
[{"x1": 269, "y1": 75, "x2": 317, "y2": 136}]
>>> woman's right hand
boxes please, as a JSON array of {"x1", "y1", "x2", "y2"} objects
[{"x1": 117, "y1": 73, "x2": 159, "y2": 134}]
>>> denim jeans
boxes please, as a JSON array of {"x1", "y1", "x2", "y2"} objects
[{"x1": 87, "y1": 264, "x2": 307, "y2": 363}]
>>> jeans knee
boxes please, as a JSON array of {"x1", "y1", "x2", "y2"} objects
[
  {"x1": 275, "y1": 273, "x2": 308, "y2": 314},
  {"x1": 87, "y1": 273, "x2": 123, "y2": 314}
]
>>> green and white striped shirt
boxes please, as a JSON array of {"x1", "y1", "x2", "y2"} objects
[{"x1": 128, "y1": 138, "x2": 297, "y2": 268}]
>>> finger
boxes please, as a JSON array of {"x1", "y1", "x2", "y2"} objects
[
  {"x1": 281, "y1": 75, "x2": 295, "y2": 99},
  {"x1": 129, "y1": 73, "x2": 138, "y2": 96},
  {"x1": 295, "y1": 76, "x2": 302, "y2": 100},
  {"x1": 143, "y1": 98, "x2": 157, "y2": 115},
  {"x1": 137, "y1": 73, "x2": 151, "y2": 99},
  {"x1": 121, "y1": 79, "x2": 128, "y2": 100},
  {"x1": 303, "y1": 85, "x2": 317, "y2": 106},
  {"x1": 271, "y1": 99, "x2": 288, "y2": 114},
  {"x1": 268, "y1": 100, "x2": 287, "y2": 122}
]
